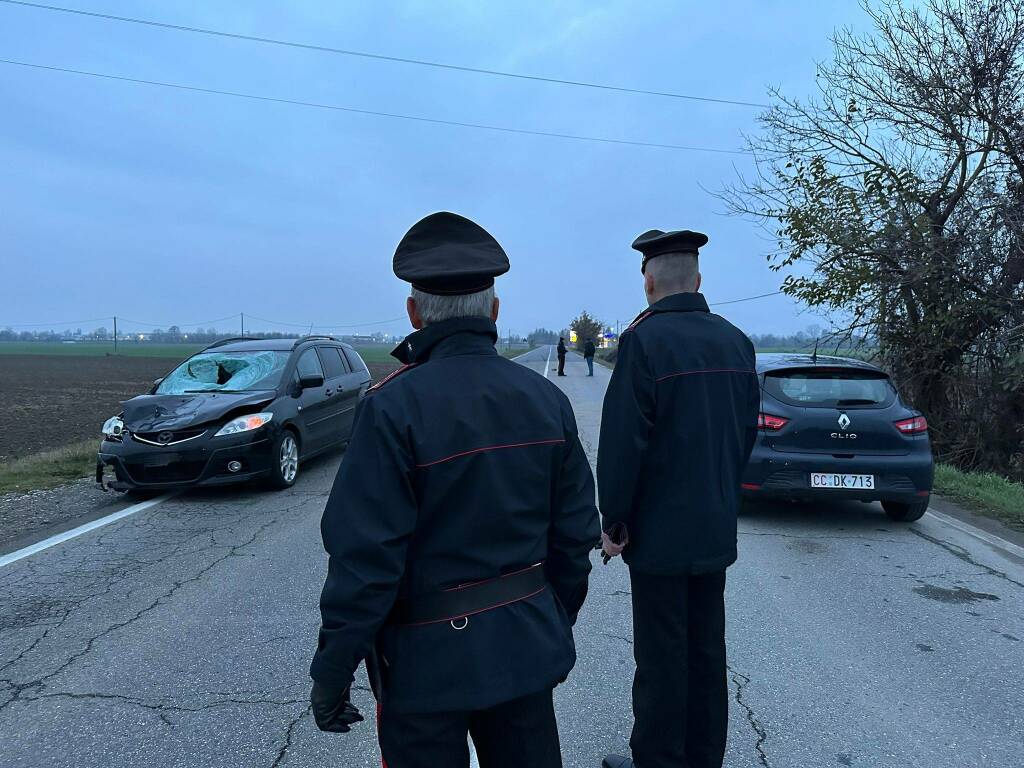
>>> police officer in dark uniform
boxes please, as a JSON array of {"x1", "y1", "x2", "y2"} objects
[
  {"x1": 583, "y1": 338, "x2": 597, "y2": 377},
  {"x1": 597, "y1": 229, "x2": 760, "y2": 768},
  {"x1": 557, "y1": 337, "x2": 568, "y2": 376},
  {"x1": 309, "y1": 211, "x2": 600, "y2": 768}
]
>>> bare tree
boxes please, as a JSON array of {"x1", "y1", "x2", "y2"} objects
[{"x1": 722, "y1": 0, "x2": 1024, "y2": 475}]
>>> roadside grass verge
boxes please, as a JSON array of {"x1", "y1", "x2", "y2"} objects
[
  {"x1": 500, "y1": 346, "x2": 535, "y2": 359},
  {"x1": 0, "y1": 440, "x2": 96, "y2": 495},
  {"x1": 934, "y1": 464, "x2": 1024, "y2": 531}
]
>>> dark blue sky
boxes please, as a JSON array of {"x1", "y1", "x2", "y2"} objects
[{"x1": 0, "y1": 1, "x2": 864, "y2": 338}]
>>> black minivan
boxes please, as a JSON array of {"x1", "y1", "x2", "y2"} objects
[
  {"x1": 742, "y1": 354, "x2": 934, "y2": 521},
  {"x1": 96, "y1": 336, "x2": 371, "y2": 491}
]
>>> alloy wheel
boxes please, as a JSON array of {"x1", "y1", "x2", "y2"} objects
[{"x1": 279, "y1": 434, "x2": 299, "y2": 484}]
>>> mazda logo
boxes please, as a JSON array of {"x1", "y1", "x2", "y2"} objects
[
  {"x1": 838, "y1": 413, "x2": 851, "y2": 430},
  {"x1": 157, "y1": 431, "x2": 175, "y2": 444}
]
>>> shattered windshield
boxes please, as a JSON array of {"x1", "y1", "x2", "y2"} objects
[{"x1": 156, "y1": 351, "x2": 290, "y2": 394}]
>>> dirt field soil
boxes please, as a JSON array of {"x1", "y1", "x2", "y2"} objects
[{"x1": 0, "y1": 355, "x2": 400, "y2": 462}]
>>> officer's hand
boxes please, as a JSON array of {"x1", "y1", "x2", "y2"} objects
[
  {"x1": 310, "y1": 681, "x2": 364, "y2": 733},
  {"x1": 601, "y1": 530, "x2": 627, "y2": 560}
]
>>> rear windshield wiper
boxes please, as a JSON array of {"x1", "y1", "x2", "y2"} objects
[{"x1": 836, "y1": 398, "x2": 878, "y2": 406}]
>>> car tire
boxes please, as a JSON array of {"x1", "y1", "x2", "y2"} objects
[
  {"x1": 268, "y1": 429, "x2": 300, "y2": 490},
  {"x1": 882, "y1": 498, "x2": 928, "y2": 522}
]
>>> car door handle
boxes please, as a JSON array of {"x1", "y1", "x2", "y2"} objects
[{"x1": 325, "y1": 388, "x2": 334, "y2": 396}]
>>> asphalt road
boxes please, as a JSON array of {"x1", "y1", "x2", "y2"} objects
[{"x1": 1, "y1": 345, "x2": 1022, "y2": 767}]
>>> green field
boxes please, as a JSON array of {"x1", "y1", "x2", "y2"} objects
[
  {"x1": 347, "y1": 344, "x2": 398, "y2": 363},
  {"x1": 0, "y1": 341, "x2": 204, "y2": 358},
  {"x1": 0, "y1": 341, "x2": 528, "y2": 363},
  {"x1": 0, "y1": 341, "x2": 396, "y2": 361}
]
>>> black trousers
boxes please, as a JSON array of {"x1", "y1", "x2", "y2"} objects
[
  {"x1": 557, "y1": 355, "x2": 566, "y2": 375},
  {"x1": 629, "y1": 569, "x2": 728, "y2": 768},
  {"x1": 378, "y1": 688, "x2": 562, "y2": 768}
]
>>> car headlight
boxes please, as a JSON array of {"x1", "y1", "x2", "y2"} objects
[
  {"x1": 214, "y1": 413, "x2": 273, "y2": 437},
  {"x1": 102, "y1": 416, "x2": 125, "y2": 439}
]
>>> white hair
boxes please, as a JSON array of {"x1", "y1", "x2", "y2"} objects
[
  {"x1": 411, "y1": 286, "x2": 496, "y2": 324},
  {"x1": 646, "y1": 254, "x2": 699, "y2": 294}
]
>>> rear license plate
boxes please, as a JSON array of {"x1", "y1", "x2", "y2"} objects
[{"x1": 810, "y1": 473, "x2": 875, "y2": 490}]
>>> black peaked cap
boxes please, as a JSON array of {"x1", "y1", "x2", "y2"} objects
[
  {"x1": 394, "y1": 212, "x2": 510, "y2": 295},
  {"x1": 631, "y1": 229, "x2": 709, "y2": 273}
]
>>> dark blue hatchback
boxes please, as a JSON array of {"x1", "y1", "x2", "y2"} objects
[{"x1": 742, "y1": 354, "x2": 934, "y2": 521}]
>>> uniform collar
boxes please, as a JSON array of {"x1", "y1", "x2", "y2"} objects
[
  {"x1": 392, "y1": 317, "x2": 499, "y2": 364},
  {"x1": 648, "y1": 292, "x2": 710, "y2": 314}
]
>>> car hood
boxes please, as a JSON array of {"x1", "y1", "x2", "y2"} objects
[{"x1": 120, "y1": 391, "x2": 275, "y2": 432}]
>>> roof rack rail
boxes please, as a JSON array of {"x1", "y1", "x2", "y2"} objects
[
  {"x1": 202, "y1": 336, "x2": 265, "y2": 352},
  {"x1": 291, "y1": 335, "x2": 338, "y2": 349}
]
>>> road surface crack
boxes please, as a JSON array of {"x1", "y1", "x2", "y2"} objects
[
  {"x1": 908, "y1": 529, "x2": 1024, "y2": 589},
  {"x1": 271, "y1": 705, "x2": 312, "y2": 767},
  {"x1": 738, "y1": 531, "x2": 902, "y2": 544},
  {"x1": 0, "y1": 516, "x2": 282, "y2": 714},
  {"x1": 602, "y1": 632, "x2": 633, "y2": 646},
  {"x1": 729, "y1": 665, "x2": 770, "y2": 768}
]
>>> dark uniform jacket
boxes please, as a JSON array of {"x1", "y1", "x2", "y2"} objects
[
  {"x1": 310, "y1": 317, "x2": 599, "y2": 714},
  {"x1": 557, "y1": 340, "x2": 567, "y2": 357},
  {"x1": 597, "y1": 292, "x2": 759, "y2": 575},
  {"x1": 584, "y1": 341, "x2": 596, "y2": 358}
]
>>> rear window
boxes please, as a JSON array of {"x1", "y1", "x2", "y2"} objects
[
  {"x1": 343, "y1": 347, "x2": 369, "y2": 374},
  {"x1": 317, "y1": 347, "x2": 349, "y2": 379},
  {"x1": 764, "y1": 368, "x2": 895, "y2": 408}
]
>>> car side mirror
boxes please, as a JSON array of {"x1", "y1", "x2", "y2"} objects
[
  {"x1": 299, "y1": 374, "x2": 324, "y2": 390},
  {"x1": 150, "y1": 377, "x2": 164, "y2": 394}
]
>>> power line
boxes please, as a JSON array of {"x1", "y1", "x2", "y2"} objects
[
  {"x1": 709, "y1": 290, "x2": 784, "y2": 306},
  {"x1": 245, "y1": 313, "x2": 406, "y2": 329},
  {"x1": 0, "y1": 0, "x2": 770, "y2": 109},
  {"x1": 0, "y1": 316, "x2": 109, "y2": 328},
  {"x1": 0, "y1": 58, "x2": 751, "y2": 155},
  {"x1": 117, "y1": 313, "x2": 242, "y2": 328}
]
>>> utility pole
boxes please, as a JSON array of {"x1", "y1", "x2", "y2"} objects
[
  {"x1": 241, "y1": 312, "x2": 245, "y2": 337},
  {"x1": 113, "y1": 316, "x2": 118, "y2": 354}
]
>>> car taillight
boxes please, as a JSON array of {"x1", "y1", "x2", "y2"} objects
[
  {"x1": 894, "y1": 415, "x2": 928, "y2": 435},
  {"x1": 758, "y1": 413, "x2": 789, "y2": 431}
]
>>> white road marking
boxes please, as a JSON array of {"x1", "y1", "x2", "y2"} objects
[
  {"x1": 544, "y1": 344, "x2": 552, "y2": 378},
  {"x1": 0, "y1": 493, "x2": 174, "y2": 569},
  {"x1": 925, "y1": 509, "x2": 1024, "y2": 560}
]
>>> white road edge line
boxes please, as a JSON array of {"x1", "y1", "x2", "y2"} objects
[
  {"x1": 925, "y1": 509, "x2": 1024, "y2": 560},
  {"x1": 0, "y1": 493, "x2": 175, "y2": 569},
  {"x1": 509, "y1": 345, "x2": 553, "y2": 378},
  {"x1": 469, "y1": 740, "x2": 480, "y2": 768}
]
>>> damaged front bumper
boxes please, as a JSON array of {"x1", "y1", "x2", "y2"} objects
[{"x1": 95, "y1": 430, "x2": 274, "y2": 491}]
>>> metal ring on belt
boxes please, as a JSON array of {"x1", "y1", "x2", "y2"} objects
[{"x1": 392, "y1": 563, "x2": 547, "y2": 627}]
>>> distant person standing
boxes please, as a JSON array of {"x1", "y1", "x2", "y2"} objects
[
  {"x1": 597, "y1": 229, "x2": 759, "y2": 768},
  {"x1": 584, "y1": 338, "x2": 596, "y2": 377},
  {"x1": 557, "y1": 337, "x2": 567, "y2": 376}
]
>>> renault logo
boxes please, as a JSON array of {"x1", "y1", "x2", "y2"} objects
[{"x1": 837, "y1": 413, "x2": 851, "y2": 431}]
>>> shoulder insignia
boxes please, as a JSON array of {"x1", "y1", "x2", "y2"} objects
[
  {"x1": 367, "y1": 363, "x2": 418, "y2": 394},
  {"x1": 624, "y1": 310, "x2": 654, "y2": 334}
]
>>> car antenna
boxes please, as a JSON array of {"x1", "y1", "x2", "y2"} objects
[{"x1": 812, "y1": 337, "x2": 819, "y2": 364}]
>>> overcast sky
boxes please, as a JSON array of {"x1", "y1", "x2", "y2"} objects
[{"x1": 0, "y1": 1, "x2": 866, "y2": 339}]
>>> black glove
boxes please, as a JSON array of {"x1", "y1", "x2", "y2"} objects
[
  {"x1": 602, "y1": 522, "x2": 629, "y2": 565},
  {"x1": 310, "y1": 681, "x2": 364, "y2": 733}
]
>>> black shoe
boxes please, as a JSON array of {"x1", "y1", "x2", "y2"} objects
[{"x1": 601, "y1": 756, "x2": 633, "y2": 768}]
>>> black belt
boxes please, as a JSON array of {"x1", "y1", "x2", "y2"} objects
[{"x1": 392, "y1": 563, "x2": 547, "y2": 626}]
